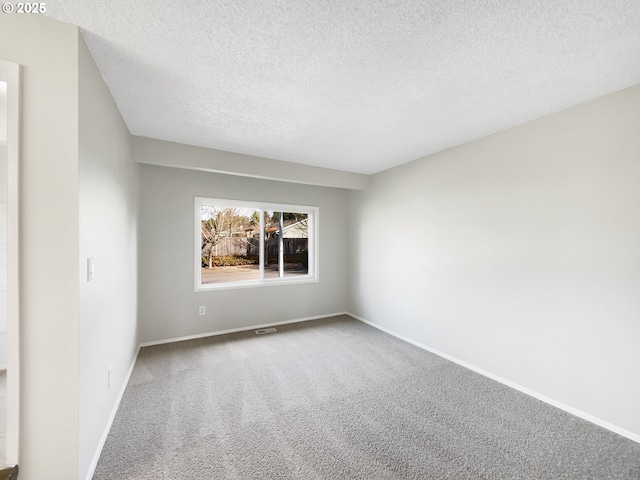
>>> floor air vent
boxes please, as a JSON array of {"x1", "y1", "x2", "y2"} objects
[{"x1": 255, "y1": 327, "x2": 278, "y2": 335}]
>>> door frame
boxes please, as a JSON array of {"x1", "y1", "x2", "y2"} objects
[{"x1": 0, "y1": 58, "x2": 21, "y2": 465}]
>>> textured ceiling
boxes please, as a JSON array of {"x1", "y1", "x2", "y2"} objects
[{"x1": 46, "y1": 1, "x2": 640, "y2": 174}]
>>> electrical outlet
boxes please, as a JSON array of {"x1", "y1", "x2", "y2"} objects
[{"x1": 199, "y1": 306, "x2": 206, "y2": 315}]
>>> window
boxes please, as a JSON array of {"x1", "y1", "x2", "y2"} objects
[{"x1": 195, "y1": 197, "x2": 318, "y2": 290}]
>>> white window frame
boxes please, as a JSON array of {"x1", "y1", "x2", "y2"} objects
[{"x1": 195, "y1": 197, "x2": 319, "y2": 291}]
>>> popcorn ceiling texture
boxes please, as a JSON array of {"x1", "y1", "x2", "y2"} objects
[{"x1": 47, "y1": 1, "x2": 640, "y2": 174}]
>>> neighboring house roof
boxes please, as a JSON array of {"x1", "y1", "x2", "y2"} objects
[
  {"x1": 281, "y1": 219, "x2": 308, "y2": 239},
  {"x1": 264, "y1": 219, "x2": 309, "y2": 238}
]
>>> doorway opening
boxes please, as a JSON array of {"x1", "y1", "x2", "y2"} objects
[{"x1": 0, "y1": 58, "x2": 20, "y2": 467}]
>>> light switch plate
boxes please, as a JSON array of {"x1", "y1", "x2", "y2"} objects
[{"x1": 87, "y1": 257, "x2": 95, "y2": 282}]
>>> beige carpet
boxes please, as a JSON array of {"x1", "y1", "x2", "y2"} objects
[{"x1": 93, "y1": 315, "x2": 640, "y2": 479}]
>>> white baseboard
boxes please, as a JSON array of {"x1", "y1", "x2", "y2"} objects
[
  {"x1": 0, "y1": 329, "x2": 7, "y2": 372},
  {"x1": 139, "y1": 312, "x2": 348, "y2": 347},
  {"x1": 347, "y1": 312, "x2": 640, "y2": 445},
  {"x1": 85, "y1": 346, "x2": 141, "y2": 480}
]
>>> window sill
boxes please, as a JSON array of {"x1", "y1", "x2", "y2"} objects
[{"x1": 195, "y1": 276, "x2": 319, "y2": 292}]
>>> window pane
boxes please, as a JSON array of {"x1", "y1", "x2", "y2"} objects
[
  {"x1": 282, "y1": 213, "x2": 309, "y2": 277},
  {"x1": 200, "y1": 205, "x2": 260, "y2": 284},
  {"x1": 263, "y1": 211, "x2": 280, "y2": 279},
  {"x1": 195, "y1": 197, "x2": 316, "y2": 290},
  {"x1": 262, "y1": 211, "x2": 309, "y2": 279}
]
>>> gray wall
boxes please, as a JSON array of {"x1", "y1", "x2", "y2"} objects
[
  {"x1": 138, "y1": 164, "x2": 347, "y2": 343},
  {"x1": 0, "y1": 81, "x2": 5, "y2": 142},
  {"x1": 0, "y1": 15, "x2": 139, "y2": 479},
  {"x1": 0, "y1": 92, "x2": 6, "y2": 369},
  {"x1": 78, "y1": 36, "x2": 138, "y2": 479},
  {"x1": 0, "y1": 14, "x2": 81, "y2": 478},
  {"x1": 132, "y1": 136, "x2": 370, "y2": 190},
  {"x1": 347, "y1": 85, "x2": 640, "y2": 438}
]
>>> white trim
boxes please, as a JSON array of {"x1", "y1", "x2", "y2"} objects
[
  {"x1": 259, "y1": 207, "x2": 264, "y2": 281},
  {"x1": 0, "y1": 323, "x2": 5, "y2": 371},
  {"x1": 84, "y1": 346, "x2": 141, "y2": 480},
  {"x1": 140, "y1": 312, "x2": 347, "y2": 348},
  {"x1": 196, "y1": 197, "x2": 318, "y2": 214},
  {"x1": 194, "y1": 197, "x2": 318, "y2": 292},
  {"x1": 347, "y1": 312, "x2": 640, "y2": 445},
  {"x1": 195, "y1": 277, "x2": 320, "y2": 292},
  {"x1": 0, "y1": 58, "x2": 21, "y2": 464}
]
